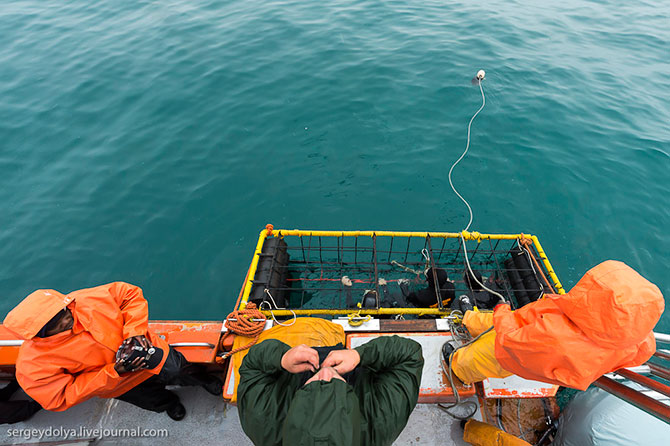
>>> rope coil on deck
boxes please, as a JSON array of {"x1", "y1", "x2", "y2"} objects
[
  {"x1": 347, "y1": 303, "x2": 372, "y2": 327},
  {"x1": 221, "y1": 302, "x2": 266, "y2": 358}
]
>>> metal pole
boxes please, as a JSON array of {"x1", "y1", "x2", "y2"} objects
[
  {"x1": 654, "y1": 349, "x2": 670, "y2": 362},
  {"x1": 426, "y1": 235, "x2": 443, "y2": 309},
  {"x1": 594, "y1": 376, "x2": 670, "y2": 424},
  {"x1": 372, "y1": 234, "x2": 380, "y2": 308},
  {"x1": 655, "y1": 332, "x2": 670, "y2": 344},
  {"x1": 619, "y1": 365, "x2": 651, "y2": 375},
  {"x1": 648, "y1": 363, "x2": 670, "y2": 382},
  {"x1": 614, "y1": 368, "x2": 670, "y2": 398}
]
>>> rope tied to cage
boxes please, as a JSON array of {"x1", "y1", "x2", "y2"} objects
[
  {"x1": 347, "y1": 303, "x2": 372, "y2": 327},
  {"x1": 390, "y1": 260, "x2": 423, "y2": 276},
  {"x1": 221, "y1": 302, "x2": 266, "y2": 359},
  {"x1": 260, "y1": 289, "x2": 297, "y2": 327},
  {"x1": 518, "y1": 236, "x2": 556, "y2": 294}
]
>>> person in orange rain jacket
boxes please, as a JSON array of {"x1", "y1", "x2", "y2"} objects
[
  {"x1": 443, "y1": 260, "x2": 665, "y2": 390},
  {"x1": 3, "y1": 282, "x2": 222, "y2": 420}
]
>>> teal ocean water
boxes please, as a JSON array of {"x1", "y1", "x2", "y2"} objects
[{"x1": 1, "y1": 1, "x2": 668, "y2": 330}]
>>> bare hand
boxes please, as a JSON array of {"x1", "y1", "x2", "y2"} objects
[
  {"x1": 281, "y1": 344, "x2": 320, "y2": 373},
  {"x1": 114, "y1": 356, "x2": 147, "y2": 374},
  {"x1": 304, "y1": 367, "x2": 345, "y2": 386},
  {"x1": 321, "y1": 349, "x2": 360, "y2": 375}
]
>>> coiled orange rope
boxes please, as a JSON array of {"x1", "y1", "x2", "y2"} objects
[{"x1": 222, "y1": 302, "x2": 267, "y2": 358}]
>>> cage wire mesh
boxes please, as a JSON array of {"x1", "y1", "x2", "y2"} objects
[{"x1": 248, "y1": 233, "x2": 550, "y2": 315}]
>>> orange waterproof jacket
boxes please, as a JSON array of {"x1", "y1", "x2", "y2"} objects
[
  {"x1": 493, "y1": 260, "x2": 664, "y2": 390},
  {"x1": 3, "y1": 282, "x2": 168, "y2": 411}
]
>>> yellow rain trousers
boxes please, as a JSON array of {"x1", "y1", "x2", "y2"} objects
[
  {"x1": 451, "y1": 261, "x2": 664, "y2": 389},
  {"x1": 451, "y1": 311, "x2": 511, "y2": 384},
  {"x1": 229, "y1": 317, "x2": 345, "y2": 402},
  {"x1": 463, "y1": 420, "x2": 531, "y2": 446}
]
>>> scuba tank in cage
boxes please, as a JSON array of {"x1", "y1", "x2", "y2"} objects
[
  {"x1": 249, "y1": 237, "x2": 291, "y2": 308},
  {"x1": 504, "y1": 247, "x2": 543, "y2": 307}
]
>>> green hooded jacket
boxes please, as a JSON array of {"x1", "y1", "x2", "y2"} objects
[{"x1": 237, "y1": 335, "x2": 424, "y2": 446}]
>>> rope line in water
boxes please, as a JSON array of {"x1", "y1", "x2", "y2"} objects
[
  {"x1": 447, "y1": 74, "x2": 507, "y2": 303},
  {"x1": 448, "y1": 78, "x2": 486, "y2": 234}
]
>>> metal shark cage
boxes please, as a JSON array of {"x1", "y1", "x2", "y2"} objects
[{"x1": 236, "y1": 226, "x2": 564, "y2": 317}]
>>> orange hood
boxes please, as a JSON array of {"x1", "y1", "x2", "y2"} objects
[
  {"x1": 553, "y1": 260, "x2": 664, "y2": 349},
  {"x1": 3, "y1": 289, "x2": 75, "y2": 340},
  {"x1": 493, "y1": 260, "x2": 664, "y2": 389}
]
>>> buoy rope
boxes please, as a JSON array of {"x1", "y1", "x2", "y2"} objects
[
  {"x1": 446, "y1": 74, "x2": 506, "y2": 304},
  {"x1": 221, "y1": 302, "x2": 266, "y2": 358},
  {"x1": 441, "y1": 73, "x2": 504, "y2": 421},
  {"x1": 460, "y1": 232, "x2": 506, "y2": 303},
  {"x1": 448, "y1": 78, "x2": 486, "y2": 234}
]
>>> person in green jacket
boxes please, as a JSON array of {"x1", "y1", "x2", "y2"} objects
[{"x1": 237, "y1": 335, "x2": 424, "y2": 446}]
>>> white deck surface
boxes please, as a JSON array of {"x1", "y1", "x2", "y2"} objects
[
  {"x1": 0, "y1": 386, "x2": 473, "y2": 445},
  {"x1": 348, "y1": 332, "x2": 466, "y2": 401}
]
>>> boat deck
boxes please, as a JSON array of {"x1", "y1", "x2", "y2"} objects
[
  {"x1": 0, "y1": 228, "x2": 566, "y2": 445},
  {"x1": 0, "y1": 386, "x2": 476, "y2": 445}
]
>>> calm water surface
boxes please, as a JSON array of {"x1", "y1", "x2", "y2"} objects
[{"x1": 1, "y1": 1, "x2": 668, "y2": 330}]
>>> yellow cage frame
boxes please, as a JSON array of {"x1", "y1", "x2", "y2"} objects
[{"x1": 237, "y1": 226, "x2": 565, "y2": 317}]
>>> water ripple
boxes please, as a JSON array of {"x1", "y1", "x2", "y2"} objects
[{"x1": 0, "y1": 0, "x2": 668, "y2": 327}]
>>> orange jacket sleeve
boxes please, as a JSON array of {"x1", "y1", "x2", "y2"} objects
[
  {"x1": 17, "y1": 360, "x2": 122, "y2": 411},
  {"x1": 110, "y1": 282, "x2": 149, "y2": 339}
]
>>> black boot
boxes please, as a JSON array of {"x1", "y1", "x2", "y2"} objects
[
  {"x1": 166, "y1": 402, "x2": 186, "y2": 421},
  {"x1": 200, "y1": 375, "x2": 224, "y2": 396},
  {"x1": 441, "y1": 340, "x2": 460, "y2": 368}
]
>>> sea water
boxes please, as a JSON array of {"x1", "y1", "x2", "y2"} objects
[{"x1": 0, "y1": 1, "x2": 668, "y2": 330}]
